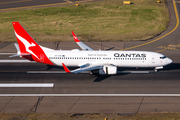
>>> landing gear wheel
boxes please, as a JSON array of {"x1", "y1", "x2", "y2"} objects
[{"x1": 89, "y1": 71, "x2": 93, "y2": 75}]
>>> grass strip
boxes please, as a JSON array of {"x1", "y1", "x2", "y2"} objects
[{"x1": 0, "y1": 0, "x2": 169, "y2": 42}]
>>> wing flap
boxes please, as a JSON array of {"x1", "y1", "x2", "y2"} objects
[
  {"x1": 72, "y1": 65, "x2": 102, "y2": 74},
  {"x1": 62, "y1": 63, "x2": 102, "y2": 74}
]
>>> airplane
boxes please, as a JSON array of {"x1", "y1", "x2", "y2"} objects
[{"x1": 10, "y1": 22, "x2": 173, "y2": 75}]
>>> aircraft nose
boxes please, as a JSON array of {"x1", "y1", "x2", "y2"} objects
[{"x1": 166, "y1": 58, "x2": 173, "y2": 64}]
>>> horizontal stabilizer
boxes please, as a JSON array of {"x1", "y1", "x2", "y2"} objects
[{"x1": 9, "y1": 53, "x2": 31, "y2": 58}]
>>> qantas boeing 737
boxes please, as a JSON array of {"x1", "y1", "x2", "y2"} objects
[{"x1": 10, "y1": 22, "x2": 172, "y2": 75}]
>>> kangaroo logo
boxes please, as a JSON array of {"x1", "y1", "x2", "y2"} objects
[
  {"x1": 73, "y1": 36, "x2": 78, "y2": 40},
  {"x1": 15, "y1": 32, "x2": 40, "y2": 60}
]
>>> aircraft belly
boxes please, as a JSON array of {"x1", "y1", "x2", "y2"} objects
[{"x1": 114, "y1": 60, "x2": 153, "y2": 67}]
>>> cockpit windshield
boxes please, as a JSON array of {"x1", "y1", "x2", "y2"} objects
[{"x1": 160, "y1": 56, "x2": 166, "y2": 59}]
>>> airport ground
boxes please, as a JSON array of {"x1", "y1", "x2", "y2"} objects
[
  {"x1": 0, "y1": 0, "x2": 169, "y2": 42},
  {"x1": 0, "y1": 0, "x2": 180, "y2": 119}
]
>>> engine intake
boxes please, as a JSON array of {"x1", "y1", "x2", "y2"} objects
[{"x1": 99, "y1": 65, "x2": 117, "y2": 75}]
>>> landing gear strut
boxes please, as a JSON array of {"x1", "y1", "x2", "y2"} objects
[{"x1": 154, "y1": 66, "x2": 163, "y2": 72}]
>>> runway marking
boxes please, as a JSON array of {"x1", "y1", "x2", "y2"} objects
[
  {"x1": 0, "y1": 53, "x2": 16, "y2": 55},
  {"x1": 0, "y1": 94, "x2": 180, "y2": 96},
  {"x1": 0, "y1": 83, "x2": 54, "y2": 87},
  {"x1": 156, "y1": 43, "x2": 180, "y2": 52},
  {"x1": 0, "y1": 0, "x2": 32, "y2": 5},
  {"x1": 120, "y1": 0, "x2": 179, "y2": 51},
  {"x1": 27, "y1": 71, "x2": 90, "y2": 73},
  {"x1": 0, "y1": 0, "x2": 95, "y2": 12},
  {"x1": 118, "y1": 71, "x2": 153, "y2": 73},
  {"x1": 27, "y1": 71, "x2": 66, "y2": 73},
  {"x1": 156, "y1": 48, "x2": 167, "y2": 53},
  {"x1": 0, "y1": 60, "x2": 35, "y2": 63},
  {"x1": 27, "y1": 71, "x2": 153, "y2": 74}
]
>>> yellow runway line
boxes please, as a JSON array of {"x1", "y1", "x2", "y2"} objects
[{"x1": 155, "y1": 48, "x2": 166, "y2": 53}]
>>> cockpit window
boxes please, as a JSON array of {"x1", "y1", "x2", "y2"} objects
[{"x1": 160, "y1": 56, "x2": 166, "y2": 59}]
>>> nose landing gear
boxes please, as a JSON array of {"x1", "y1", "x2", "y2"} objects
[{"x1": 154, "y1": 66, "x2": 163, "y2": 72}]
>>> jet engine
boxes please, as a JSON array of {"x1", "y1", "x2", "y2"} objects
[{"x1": 99, "y1": 65, "x2": 117, "y2": 75}]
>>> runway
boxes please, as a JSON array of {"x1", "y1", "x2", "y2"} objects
[
  {"x1": 0, "y1": 0, "x2": 96, "y2": 11},
  {"x1": 0, "y1": 68, "x2": 180, "y2": 94},
  {"x1": 0, "y1": 0, "x2": 180, "y2": 114}
]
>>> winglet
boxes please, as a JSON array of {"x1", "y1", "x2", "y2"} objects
[
  {"x1": 62, "y1": 63, "x2": 71, "y2": 73},
  {"x1": 72, "y1": 31, "x2": 81, "y2": 42}
]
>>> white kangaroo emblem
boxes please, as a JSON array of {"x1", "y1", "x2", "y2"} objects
[
  {"x1": 73, "y1": 36, "x2": 77, "y2": 39},
  {"x1": 73, "y1": 35, "x2": 79, "y2": 40},
  {"x1": 15, "y1": 32, "x2": 40, "y2": 60}
]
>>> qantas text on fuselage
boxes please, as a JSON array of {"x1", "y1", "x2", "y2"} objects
[{"x1": 114, "y1": 53, "x2": 146, "y2": 58}]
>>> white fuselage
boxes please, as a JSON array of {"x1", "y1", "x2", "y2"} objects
[{"x1": 45, "y1": 50, "x2": 172, "y2": 68}]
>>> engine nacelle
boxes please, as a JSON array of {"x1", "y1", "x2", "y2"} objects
[
  {"x1": 99, "y1": 65, "x2": 117, "y2": 75},
  {"x1": 71, "y1": 49, "x2": 80, "y2": 51}
]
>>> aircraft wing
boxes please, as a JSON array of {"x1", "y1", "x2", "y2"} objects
[
  {"x1": 72, "y1": 31, "x2": 94, "y2": 51},
  {"x1": 62, "y1": 63, "x2": 102, "y2": 74}
]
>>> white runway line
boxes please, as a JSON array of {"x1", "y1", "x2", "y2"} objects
[
  {"x1": 27, "y1": 71, "x2": 89, "y2": 73},
  {"x1": 27, "y1": 71, "x2": 66, "y2": 73},
  {"x1": 0, "y1": 83, "x2": 54, "y2": 87},
  {"x1": 28, "y1": 71, "x2": 152, "y2": 74},
  {"x1": 117, "y1": 71, "x2": 152, "y2": 73},
  {"x1": 0, "y1": 60, "x2": 35, "y2": 63},
  {"x1": 0, "y1": 94, "x2": 180, "y2": 96},
  {"x1": 0, "y1": 53, "x2": 16, "y2": 55}
]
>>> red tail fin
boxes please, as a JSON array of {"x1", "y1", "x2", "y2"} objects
[{"x1": 12, "y1": 22, "x2": 54, "y2": 65}]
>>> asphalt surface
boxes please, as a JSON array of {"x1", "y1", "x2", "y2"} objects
[
  {"x1": 0, "y1": 0, "x2": 96, "y2": 11},
  {"x1": 0, "y1": 0, "x2": 180, "y2": 114}
]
